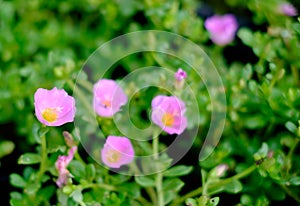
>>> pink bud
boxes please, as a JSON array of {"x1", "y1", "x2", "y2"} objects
[{"x1": 55, "y1": 146, "x2": 77, "y2": 187}]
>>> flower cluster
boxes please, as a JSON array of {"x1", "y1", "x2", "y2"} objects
[{"x1": 34, "y1": 71, "x2": 188, "y2": 171}]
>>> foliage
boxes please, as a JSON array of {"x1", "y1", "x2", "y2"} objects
[{"x1": 1, "y1": 0, "x2": 300, "y2": 205}]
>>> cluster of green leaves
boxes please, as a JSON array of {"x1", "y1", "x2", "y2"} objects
[{"x1": 1, "y1": 0, "x2": 300, "y2": 205}]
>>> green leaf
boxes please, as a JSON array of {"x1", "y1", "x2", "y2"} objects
[
  {"x1": 163, "y1": 190, "x2": 177, "y2": 205},
  {"x1": 163, "y1": 178, "x2": 184, "y2": 192},
  {"x1": 71, "y1": 189, "x2": 83, "y2": 203},
  {"x1": 289, "y1": 176, "x2": 300, "y2": 186},
  {"x1": 241, "y1": 194, "x2": 253, "y2": 205},
  {"x1": 238, "y1": 28, "x2": 253, "y2": 46},
  {"x1": 0, "y1": 140, "x2": 15, "y2": 158},
  {"x1": 185, "y1": 198, "x2": 197, "y2": 206},
  {"x1": 254, "y1": 143, "x2": 268, "y2": 161},
  {"x1": 135, "y1": 176, "x2": 155, "y2": 187},
  {"x1": 86, "y1": 163, "x2": 96, "y2": 182},
  {"x1": 25, "y1": 182, "x2": 41, "y2": 195},
  {"x1": 68, "y1": 160, "x2": 86, "y2": 181},
  {"x1": 38, "y1": 127, "x2": 49, "y2": 139},
  {"x1": 285, "y1": 121, "x2": 297, "y2": 134},
  {"x1": 10, "y1": 198, "x2": 25, "y2": 206},
  {"x1": 18, "y1": 153, "x2": 41, "y2": 165},
  {"x1": 163, "y1": 165, "x2": 193, "y2": 177},
  {"x1": 208, "y1": 197, "x2": 220, "y2": 206},
  {"x1": 37, "y1": 185, "x2": 56, "y2": 201},
  {"x1": 10, "y1": 173, "x2": 26, "y2": 188},
  {"x1": 224, "y1": 179, "x2": 243, "y2": 194},
  {"x1": 243, "y1": 115, "x2": 267, "y2": 129},
  {"x1": 118, "y1": 183, "x2": 141, "y2": 198}
]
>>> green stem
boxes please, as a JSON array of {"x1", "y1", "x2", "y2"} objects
[
  {"x1": 130, "y1": 162, "x2": 157, "y2": 204},
  {"x1": 153, "y1": 130, "x2": 164, "y2": 206},
  {"x1": 208, "y1": 165, "x2": 256, "y2": 189},
  {"x1": 37, "y1": 134, "x2": 48, "y2": 181},
  {"x1": 171, "y1": 165, "x2": 256, "y2": 206},
  {"x1": 136, "y1": 196, "x2": 152, "y2": 206},
  {"x1": 281, "y1": 185, "x2": 300, "y2": 203},
  {"x1": 82, "y1": 183, "x2": 117, "y2": 191}
]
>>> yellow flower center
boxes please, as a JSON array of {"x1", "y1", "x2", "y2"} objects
[
  {"x1": 102, "y1": 99, "x2": 112, "y2": 108},
  {"x1": 106, "y1": 149, "x2": 121, "y2": 163},
  {"x1": 162, "y1": 113, "x2": 175, "y2": 127},
  {"x1": 42, "y1": 108, "x2": 58, "y2": 122}
]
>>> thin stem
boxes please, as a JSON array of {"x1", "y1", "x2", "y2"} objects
[
  {"x1": 208, "y1": 165, "x2": 256, "y2": 189},
  {"x1": 170, "y1": 187, "x2": 203, "y2": 206},
  {"x1": 281, "y1": 185, "x2": 300, "y2": 203},
  {"x1": 130, "y1": 162, "x2": 157, "y2": 205},
  {"x1": 153, "y1": 130, "x2": 164, "y2": 206},
  {"x1": 82, "y1": 183, "x2": 117, "y2": 191},
  {"x1": 37, "y1": 134, "x2": 48, "y2": 181},
  {"x1": 136, "y1": 196, "x2": 152, "y2": 206},
  {"x1": 171, "y1": 165, "x2": 256, "y2": 206}
]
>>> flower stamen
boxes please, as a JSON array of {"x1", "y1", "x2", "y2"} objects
[
  {"x1": 42, "y1": 108, "x2": 58, "y2": 122},
  {"x1": 106, "y1": 149, "x2": 121, "y2": 163},
  {"x1": 162, "y1": 113, "x2": 175, "y2": 127}
]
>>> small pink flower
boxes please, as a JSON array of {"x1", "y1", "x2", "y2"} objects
[
  {"x1": 34, "y1": 87, "x2": 76, "y2": 126},
  {"x1": 151, "y1": 95, "x2": 187, "y2": 135},
  {"x1": 55, "y1": 146, "x2": 77, "y2": 188},
  {"x1": 175, "y1": 68, "x2": 187, "y2": 81},
  {"x1": 101, "y1": 136, "x2": 134, "y2": 168},
  {"x1": 174, "y1": 68, "x2": 187, "y2": 90},
  {"x1": 204, "y1": 14, "x2": 238, "y2": 46},
  {"x1": 93, "y1": 79, "x2": 128, "y2": 117},
  {"x1": 278, "y1": 3, "x2": 298, "y2": 16}
]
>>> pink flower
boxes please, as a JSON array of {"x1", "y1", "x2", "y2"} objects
[
  {"x1": 151, "y1": 95, "x2": 187, "y2": 135},
  {"x1": 93, "y1": 79, "x2": 128, "y2": 117},
  {"x1": 101, "y1": 136, "x2": 134, "y2": 168},
  {"x1": 278, "y1": 3, "x2": 298, "y2": 16},
  {"x1": 34, "y1": 87, "x2": 76, "y2": 126},
  {"x1": 55, "y1": 146, "x2": 77, "y2": 188},
  {"x1": 204, "y1": 14, "x2": 238, "y2": 46},
  {"x1": 175, "y1": 68, "x2": 187, "y2": 81}
]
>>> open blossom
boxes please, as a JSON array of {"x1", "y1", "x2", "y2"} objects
[
  {"x1": 93, "y1": 79, "x2": 128, "y2": 117},
  {"x1": 278, "y1": 3, "x2": 298, "y2": 16},
  {"x1": 55, "y1": 146, "x2": 77, "y2": 188},
  {"x1": 34, "y1": 87, "x2": 76, "y2": 126},
  {"x1": 101, "y1": 136, "x2": 134, "y2": 168},
  {"x1": 204, "y1": 14, "x2": 238, "y2": 46},
  {"x1": 151, "y1": 95, "x2": 187, "y2": 135}
]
